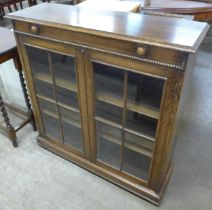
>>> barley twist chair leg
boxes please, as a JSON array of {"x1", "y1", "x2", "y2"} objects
[
  {"x1": 19, "y1": 0, "x2": 23, "y2": 9},
  {"x1": 18, "y1": 70, "x2": 37, "y2": 132},
  {"x1": 0, "y1": 93, "x2": 17, "y2": 147},
  {"x1": 13, "y1": 52, "x2": 37, "y2": 132}
]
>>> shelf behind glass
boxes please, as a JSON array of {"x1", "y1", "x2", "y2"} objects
[
  {"x1": 37, "y1": 98, "x2": 62, "y2": 141},
  {"x1": 93, "y1": 62, "x2": 163, "y2": 119},
  {"x1": 96, "y1": 122, "x2": 122, "y2": 169},
  {"x1": 59, "y1": 106, "x2": 84, "y2": 152},
  {"x1": 95, "y1": 100, "x2": 123, "y2": 125},
  {"x1": 96, "y1": 120, "x2": 154, "y2": 158},
  {"x1": 34, "y1": 79, "x2": 54, "y2": 99},
  {"x1": 95, "y1": 113, "x2": 156, "y2": 141},
  {"x1": 126, "y1": 111, "x2": 157, "y2": 140},
  {"x1": 34, "y1": 72, "x2": 77, "y2": 92},
  {"x1": 94, "y1": 62, "x2": 124, "y2": 102},
  {"x1": 127, "y1": 71, "x2": 164, "y2": 112},
  {"x1": 56, "y1": 86, "x2": 79, "y2": 109},
  {"x1": 96, "y1": 91, "x2": 160, "y2": 119},
  {"x1": 26, "y1": 46, "x2": 50, "y2": 76},
  {"x1": 122, "y1": 145, "x2": 152, "y2": 181},
  {"x1": 51, "y1": 52, "x2": 77, "y2": 84}
]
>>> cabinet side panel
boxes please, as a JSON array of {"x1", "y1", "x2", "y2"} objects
[
  {"x1": 166, "y1": 54, "x2": 196, "y2": 168},
  {"x1": 148, "y1": 68, "x2": 184, "y2": 192},
  {"x1": 149, "y1": 53, "x2": 196, "y2": 195}
]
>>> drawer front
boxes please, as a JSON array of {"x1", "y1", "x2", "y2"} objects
[{"x1": 13, "y1": 20, "x2": 186, "y2": 69}]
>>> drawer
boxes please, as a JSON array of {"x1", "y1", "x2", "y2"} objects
[{"x1": 13, "y1": 20, "x2": 186, "y2": 68}]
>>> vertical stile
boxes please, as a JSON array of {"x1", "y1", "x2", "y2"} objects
[{"x1": 120, "y1": 71, "x2": 128, "y2": 170}]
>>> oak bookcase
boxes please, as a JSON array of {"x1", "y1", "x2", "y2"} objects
[{"x1": 7, "y1": 3, "x2": 209, "y2": 205}]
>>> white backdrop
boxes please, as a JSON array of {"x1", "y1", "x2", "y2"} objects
[{"x1": 0, "y1": 59, "x2": 25, "y2": 108}]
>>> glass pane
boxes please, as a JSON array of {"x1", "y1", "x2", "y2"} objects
[
  {"x1": 56, "y1": 87, "x2": 79, "y2": 109},
  {"x1": 95, "y1": 100, "x2": 122, "y2": 124},
  {"x1": 126, "y1": 111, "x2": 157, "y2": 138},
  {"x1": 122, "y1": 132, "x2": 153, "y2": 180},
  {"x1": 96, "y1": 122, "x2": 122, "y2": 169},
  {"x1": 34, "y1": 80, "x2": 54, "y2": 99},
  {"x1": 42, "y1": 114, "x2": 62, "y2": 141},
  {"x1": 93, "y1": 62, "x2": 124, "y2": 104},
  {"x1": 26, "y1": 46, "x2": 49, "y2": 76},
  {"x1": 128, "y1": 71, "x2": 164, "y2": 110},
  {"x1": 59, "y1": 106, "x2": 84, "y2": 152},
  {"x1": 51, "y1": 53, "x2": 77, "y2": 88},
  {"x1": 93, "y1": 62, "x2": 124, "y2": 125},
  {"x1": 38, "y1": 98, "x2": 62, "y2": 141},
  {"x1": 92, "y1": 62, "x2": 161, "y2": 181},
  {"x1": 38, "y1": 98, "x2": 56, "y2": 114},
  {"x1": 26, "y1": 46, "x2": 54, "y2": 99}
]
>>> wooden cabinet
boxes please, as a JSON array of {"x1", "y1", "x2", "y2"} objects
[{"x1": 7, "y1": 3, "x2": 209, "y2": 205}]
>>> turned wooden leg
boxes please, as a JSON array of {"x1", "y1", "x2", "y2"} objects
[
  {"x1": 19, "y1": 0, "x2": 23, "y2": 9},
  {"x1": 0, "y1": 9, "x2": 3, "y2": 19},
  {"x1": 28, "y1": 0, "x2": 33, "y2": 6},
  {"x1": 13, "y1": 3, "x2": 18, "y2": 11},
  {"x1": 13, "y1": 53, "x2": 37, "y2": 132},
  {"x1": 7, "y1": 5, "x2": 12, "y2": 13},
  {"x1": 0, "y1": 93, "x2": 17, "y2": 147},
  {"x1": 18, "y1": 70, "x2": 37, "y2": 132},
  {"x1": 33, "y1": 0, "x2": 37, "y2": 5},
  {"x1": 1, "y1": 8, "x2": 5, "y2": 17}
]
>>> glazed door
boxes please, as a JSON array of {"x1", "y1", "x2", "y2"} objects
[
  {"x1": 86, "y1": 50, "x2": 167, "y2": 183},
  {"x1": 19, "y1": 39, "x2": 89, "y2": 158}
]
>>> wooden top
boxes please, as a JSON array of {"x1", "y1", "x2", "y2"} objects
[
  {"x1": 6, "y1": 3, "x2": 209, "y2": 53},
  {"x1": 77, "y1": 0, "x2": 141, "y2": 13},
  {"x1": 0, "y1": 27, "x2": 16, "y2": 57},
  {"x1": 143, "y1": 0, "x2": 212, "y2": 14}
]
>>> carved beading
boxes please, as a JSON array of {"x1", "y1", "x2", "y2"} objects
[
  {"x1": 15, "y1": 30, "x2": 187, "y2": 72},
  {"x1": 0, "y1": 93, "x2": 12, "y2": 129}
]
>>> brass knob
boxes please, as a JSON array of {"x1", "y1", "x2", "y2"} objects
[
  {"x1": 136, "y1": 46, "x2": 146, "y2": 56},
  {"x1": 31, "y1": 25, "x2": 39, "y2": 34}
]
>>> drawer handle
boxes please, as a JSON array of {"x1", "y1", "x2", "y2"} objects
[
  {"x1": 31, "y1": 25, "x2": 39, "y2": 34},
  {"x1": 136, "y1": 47, "x2": 146, "y2": 56}
]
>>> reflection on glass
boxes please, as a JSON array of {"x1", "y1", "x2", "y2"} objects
[
  {"x1": 95, "y1": 100, "x2": 122, "y2": 124},
  {"x1": 27, "y1": 46, "x2": 49, "y2": 76},
  {"x1": 56, "y1": 87, "x2": 79, "y2": 108},
  {"x1": 94, "y1": 62, "x2": 124, "y2": 102},
  {"x1": 51, "y1": 53, "x2": 79, "y2": 109},
  {"x1": 26, "y1": 46, "x2": 54, "y2": 99},
  {"x1": 97, "y1": 122, "x2": 122, "y2": 169},
  {"x1": 123, "y1": 132, "x2": 154, "y2": 158},
  {"x1": 38, "y1": 98, "x2": 62, "y2": 141},
  {"x1": 34, "y1": 80, "x2": 54, "y2": 99},
  {"x1": 51, "y1": 53, "x2": 77, "y2": 89},
  {"x1": 122, "y1": 146, "x2": 152, "y2": 181},
  {"x1": 126, "y1": 111, "x2": 157, "y2": 138},
  {"x1": 59, "y1": 106, "x2": 84, "y2": 152},
  {"x1": 93, "y1": 62, "x2": 164, "y2": 181},
  {"x1": 26, "y1": 46, "x2": 84, "y2": 154},
  {"x1": 41, "y1": 114, "x2": 62, "y2": 141},
  {"x1": 128, "y1": 71, "x2": 164, "y2": 110}
]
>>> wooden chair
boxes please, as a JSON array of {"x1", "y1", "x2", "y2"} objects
[
  {"x1": 0, "y1": 0, "x2": 23, "y2": 18},
  {"x1": 0, "y1": 27, "x2": 37, "y2": 147},
  {"x1": 0, "y1": 0, "x2": 37, "y2": 18}
]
